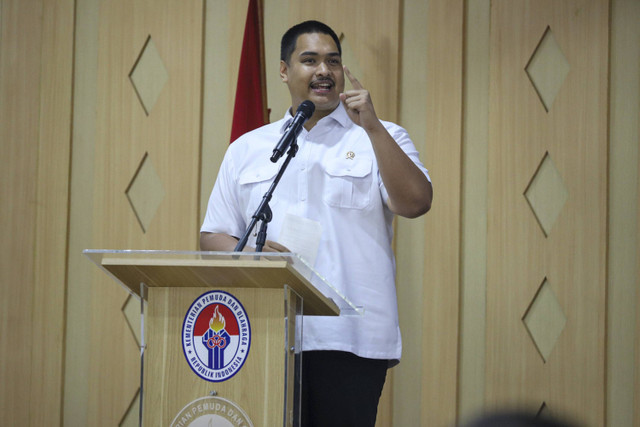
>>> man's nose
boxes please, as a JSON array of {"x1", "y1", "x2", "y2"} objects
[{"x1": 315, "y1": 61, "x2": 330, "y2": 75}]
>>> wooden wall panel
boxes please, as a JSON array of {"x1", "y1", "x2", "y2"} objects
[
  {"x1": 0, "y1": 1, "x2": 44, "y2": 423},
  {"x1": 421, "y1": 1, "x2": 464, "y2": 426},
  {"x1": 637, "y1": 221, "x2": 640, "y2": 427},
  {"x1": 486, "y1": 1, "x2": 608, "y2": 425},
  {"x1": 0, "y1": 0, "x2": 73, "y2": 424},
  {"x1": 608, "y1": 0, "x2": 640, "y2": 425},
  {"x1": 32, "y1": 1, "x2": 74, "y2": 423},
  {"x1": 262, "y1": 0, "x2": 290, "y2": 123},
  {"x1": 75, "y1": 0, "x2": 204, "y2": 424},
  {"x1": 395, "y1": 1, "x2": 430, "y2": 424},
  {"x1": 64, "y1": 0, "x2": 100, "y2": 423},
  {"x1": 458, "y1": 0, "x2": 491, "y2": 422},
  {"x1": 200, "y1": 0, "x2": 248, "y2": 222}
]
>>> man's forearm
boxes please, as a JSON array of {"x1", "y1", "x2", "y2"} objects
[
  {"x1": 199, "y1": 232, "x2": 240, "y2": 251},
  {"x1": 200, "y1": 232, "x2": 291, "y2": 253},
  {"x1": 367, "y1": 124, "x2": 433, "y2": 218}
]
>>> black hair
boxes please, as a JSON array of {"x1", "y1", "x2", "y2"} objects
[{"x1": 280, "y1": 20, "x2": 342, "y2": 64}]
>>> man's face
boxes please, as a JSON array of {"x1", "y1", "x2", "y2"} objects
[{"x1": 280, "y1": 32, "x2": 345, "y2": 117}]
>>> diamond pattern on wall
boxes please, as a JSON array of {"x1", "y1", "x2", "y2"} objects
[
  {"x1": 129, "y1": 36, "x2": 169, "y2": 115},
  {"x1": 120, "y1": 296, "x2": 143, "y2": 427},
  {"x1": 525, "y1": 26, "x2": 570, "y2": 112},
  {"x1": 122, "y1": 294, "x2": 142, "y2": 347},
  {"x1": 118, "y1": 388, "x2": 140, "y2": 427},
  {"x1": 522, "y1": 278, "x2": 567, "y2": 363},
  {"x1": 524, "y1": 152, "x2": 568, "y2": 237},
  {"x1": 125, "y1": 152, "x2": 165, "y2": 233}
]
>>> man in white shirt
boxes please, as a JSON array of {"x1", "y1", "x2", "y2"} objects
[{"x1": 201, "y1": 20, "x2": 432, "y2": 427}]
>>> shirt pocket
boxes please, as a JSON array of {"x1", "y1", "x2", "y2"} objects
[
  {"x1": 323, "y1": 157, "x2": 373, "y2": 209},
  {"x1": 238, "y1": 163, "x2": 279, "y2": 218}
]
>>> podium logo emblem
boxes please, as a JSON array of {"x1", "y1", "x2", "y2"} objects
[
  {"x1": 170, "y1": 396, "x2": 254, "y2": 427},
  {"x1": 182, "y1": 291, "x2": 251, "y2": 382}
]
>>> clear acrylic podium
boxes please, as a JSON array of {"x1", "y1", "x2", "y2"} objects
[{"x1": 84, "y1": 250, "x2": 361, "y2": 427}]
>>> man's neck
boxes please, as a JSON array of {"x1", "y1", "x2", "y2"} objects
[{"x1": 302, "y1": 107, "x2": 335, "y2": 131}]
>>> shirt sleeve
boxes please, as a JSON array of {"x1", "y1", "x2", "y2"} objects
[
  {"x1": 200, "y1": 148, "x2": 246, "y2": 239},
  {"x1": 377, "y1": 122, "x2": 431, "y2": 204}
]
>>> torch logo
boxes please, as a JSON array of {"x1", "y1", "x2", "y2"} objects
[{"x1": 182, "y1": 291, "x2": 251, "y2": 382}]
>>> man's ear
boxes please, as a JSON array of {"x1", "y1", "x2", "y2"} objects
[{"x1": 279, "y1": 60, "x2": 288, "y2": 83}]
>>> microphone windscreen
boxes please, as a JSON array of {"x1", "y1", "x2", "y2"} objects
[{"x1": 297, "y1": 100, "x2": 315, "y2": 118}]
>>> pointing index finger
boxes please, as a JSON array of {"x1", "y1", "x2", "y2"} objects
[{"x1": 343, "y1": 65, "x2": 363, "y2": 90}]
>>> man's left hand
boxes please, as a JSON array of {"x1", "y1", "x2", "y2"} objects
[{"x1": 340, "y1": 66, "x2": 382, "y2": 132}]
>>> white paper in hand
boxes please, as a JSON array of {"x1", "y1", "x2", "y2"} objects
[{"x1": 278, "y1": 213, "x2": 322, "y2": 266}]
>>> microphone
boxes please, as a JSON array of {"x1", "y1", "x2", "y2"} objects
[{"x1": 270, "y1": 100, "x2": 315, "y2": 162}]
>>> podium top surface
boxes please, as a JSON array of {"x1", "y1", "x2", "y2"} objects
[{"x1": 84, "y1": 250, "x2": 362, "y2": 316}]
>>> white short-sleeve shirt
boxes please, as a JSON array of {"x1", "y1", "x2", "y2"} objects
[{"x1": 201, "y1": 103, "x2": 430, "y2": 362}]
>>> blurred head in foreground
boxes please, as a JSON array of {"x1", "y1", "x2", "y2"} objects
[{"x1": 462, "y1": 411, "x2": 579, "y2": 427}]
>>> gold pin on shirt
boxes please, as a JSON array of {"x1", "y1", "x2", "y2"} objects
[{"x1": 346, "y1": 151, "x2": 355, "y2": 160}]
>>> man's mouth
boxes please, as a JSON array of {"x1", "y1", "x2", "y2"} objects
[{"x1": 310, "y1": 79, "x2": 334, "y2": 93}]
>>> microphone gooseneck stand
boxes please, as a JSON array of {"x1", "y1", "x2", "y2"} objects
[{"x1": 234, "y1": 141, "x2": 299, "y2": 252}]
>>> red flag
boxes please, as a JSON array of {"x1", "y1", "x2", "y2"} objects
[{"x1": 230, "y1": 0, "x2": 268, "y2": 143}]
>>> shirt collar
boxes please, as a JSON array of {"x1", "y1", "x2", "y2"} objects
[{"x1": 280, "y1": 102, "x2": 352, "y2": 133}]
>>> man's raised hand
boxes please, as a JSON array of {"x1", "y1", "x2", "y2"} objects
[{"x1": 339, "y1": 66, "x2": 381, "y2": 131}]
